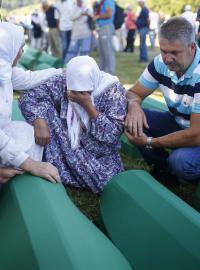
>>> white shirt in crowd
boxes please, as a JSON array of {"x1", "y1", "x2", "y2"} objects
[
  {"x1": 55, "y1": 0, "x2": 74, "y2": 31},
  {"x1": 149, "y1": 10, "x2": 159, "y2": 31},
  {"x1": 181, "y1": 10, "x2": 197, "y2": 32},
  {"x1": 70, "y1": 2, "x2": 92, "y2": 40}
]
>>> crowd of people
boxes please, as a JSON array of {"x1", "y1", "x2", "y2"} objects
[{"x1": 1, "y1": 2, "x2": 200, "y2": 191}]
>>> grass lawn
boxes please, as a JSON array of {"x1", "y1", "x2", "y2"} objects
[{"x1": 66, "y1": 47, "x2": 197, "y2": 224}]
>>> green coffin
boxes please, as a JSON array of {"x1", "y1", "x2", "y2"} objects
[{"x1": 100, "y1": 170, "x2": 200, "y2": 270}]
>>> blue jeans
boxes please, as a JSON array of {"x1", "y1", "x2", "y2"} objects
[
  {"x1": 138, "y1": 27, "x2": 149, "y2": 62},
  {"x1": 97, "y1": 24, "x2": 115, "y2": 74},
  {"x1": 138, "y1": 109, "x2": 200, "y2": 181},
  {"x1": 149, "y1": 29, "x2": 156, "y2": 48},
  {"x1": 60, "y1": 30, "x2": 72, "y2": 60},
  {"x1": 65, "y1": 35, "x2": 92, "y2": 64}
]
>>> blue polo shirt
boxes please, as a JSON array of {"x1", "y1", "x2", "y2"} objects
[
  {"x1": 139, "y1": 45, "x2": 200, "y2": 128},
  {"x1": 96, "y1": 0, "x2": 115, "y2": 27}
]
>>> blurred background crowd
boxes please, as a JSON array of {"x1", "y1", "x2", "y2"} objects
[{"x1": 1, "y1": 0, "x2": 200, "y2": 74}]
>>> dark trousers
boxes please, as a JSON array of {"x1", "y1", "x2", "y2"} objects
[
  {"x1": 124, "y1": 29, "x2": 136, "y2": 52},
  {"x1": 138, "y1": 109, "x2": 200, "y2": 181}
]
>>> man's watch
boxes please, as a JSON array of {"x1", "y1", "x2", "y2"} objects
[{"x1": 146, "y1": 137, "x2": 153, "y2": 149}]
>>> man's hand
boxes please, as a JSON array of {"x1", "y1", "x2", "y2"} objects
[
  {"x1": 125, "y1": 130, "x2": 148, "y2": 146},
  {"x1": 0, "y1": 167, "x2": 24, "y2": 184},
  {"x1": 125, "y1": 101, "x2": 149, "y2": 136},
  {"x1": 20, "y1": 158, "x2": 61, "y2": 184},
  {"x1": 33, "y1": 119, "x2": 50, "y2": 146}
]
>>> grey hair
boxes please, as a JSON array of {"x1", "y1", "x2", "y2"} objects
[{"x1": 158, "y1": 16, "x2": 195, "y2": 45}]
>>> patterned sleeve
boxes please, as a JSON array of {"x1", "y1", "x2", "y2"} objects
[
  {"x1": 19, "y1": 74, "x2": 66, "y2": 124},
  {"x1": 90, "y1": 82, "x2": 127, "y2": 144}
]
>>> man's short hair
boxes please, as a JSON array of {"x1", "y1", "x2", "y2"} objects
[{"x1": 158, "y1": 16, "x2": 195, "y2": 45}]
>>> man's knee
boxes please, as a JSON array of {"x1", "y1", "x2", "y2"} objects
[{"x1": 167, "y1": 149, "x2": 200, "y2": 181}]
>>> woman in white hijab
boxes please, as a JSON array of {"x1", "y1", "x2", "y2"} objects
[
  {"x1": 0, "y1": 22, "x2": 61, "y2": 184},
  {"x1": 20, "y1": 56, "x2": 127, "y2": 193}
]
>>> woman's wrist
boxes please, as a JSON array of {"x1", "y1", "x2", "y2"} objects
[
  {"x1": 85, "y1": 104, "x2": 99, "y2": 119},
  {"x1": 20, "y1": 157, "x2": 34, "y2": 172}
]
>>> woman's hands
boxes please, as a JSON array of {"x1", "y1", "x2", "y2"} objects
[
  {"x1": 0, "y1": 167, "x2": 24, "y2": 184},
  {"x1": 33, "y1": 118, "x2": 50, "y2": 146},
  {"x1": 20, "y1": 157, "x2": 61, "y2": 184},
  {"x1": 67, "y1": 91, "x2": 92, "y2": 108},
  {"x1": 67, "y1": 91, "x2": 99, "y2": 119}
]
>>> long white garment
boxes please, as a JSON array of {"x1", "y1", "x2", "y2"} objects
[
  {"x1": 12, "y1": 66, "x2": 62, "y2": 90},
  {"x1": 0, "y1": 22, "x2": 61, "y2": 167},
  {"x1": 66, "y1": 56, "x2": 119, "y2": 149}
]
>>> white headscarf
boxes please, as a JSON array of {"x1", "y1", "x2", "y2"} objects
[
  {"x1": 66, "y1": 56, "x2": 119, "y2": 149},
  {"x1": 0, "y1": 22, "x2": 24, "y2": 127}
]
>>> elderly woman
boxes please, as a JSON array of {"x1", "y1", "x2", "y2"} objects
[
  {"x1": 0, "y1": 21, "x2": 61, "y2": 184},
  {"x1": 19, "y1": 56, "x2": 127, "y2": 193}
]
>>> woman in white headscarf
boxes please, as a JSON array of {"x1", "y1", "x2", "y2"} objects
[
  {"x1": 0, "y1": 21, "x2": 61, "y2": 184},
  {"x1": 19, "y1": 56, "x2": 127, "y2": 193}
]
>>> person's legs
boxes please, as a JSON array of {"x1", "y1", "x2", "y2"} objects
[
  {"x1": 65, "y1": 39, "x2": 80, "y2": 63},
  {"x1": 139, "y1": 27, "x2": 149, "y2": 62},
  {"x1": 97, "y1": 28, "x2": 106, "y2": 71},
  {"x1": 66, "y1": 30, "x2": 72, "y2": 55},
  {"x1": 50, "y1": 28, "x2": 61, "y2": 57},
  {"x1": 79, "y1": 35, "x2": 92, "y2": 56},
  {"x1": 127, "y1": 29, "x2": 134, "y2": 52},
  {"x1": 138, "y1": 109, "x2": 182, "y2": 166},
  {"x1": 168, "y1": 147, "x2": 200, "y2": 182},
  {"x1": 149, "y1": 29, "x2": 156, "y2": 48},
  {"x1": 97, "y1": 24, "x2": 116, "y2": 74},
  {"x1": 60, "y1": 31, "x2": 67, "y2": 59}
]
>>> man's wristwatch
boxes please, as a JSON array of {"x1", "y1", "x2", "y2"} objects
[{"x1": 146, "y1": 137, "x2": 153, "y2": 149}]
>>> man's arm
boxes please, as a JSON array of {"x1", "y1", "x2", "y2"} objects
[
  {"x1": 126, "y1": 113, "x2": 200, "y2": 148},
  {"x1": 152, "y1": 113, "x2": 200, "y2": 148},
  {"x1": 125, "y1": 81, "x2": 154, "y2": 136},
  {"x1": 94, "y1": 7, "x2": 112, "y2": 20}
]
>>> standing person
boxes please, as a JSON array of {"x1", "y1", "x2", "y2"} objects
[
  {"x1": 148, "y1": 9, "x2": 159, "y2": 49},
  {"x1": 124, "y1": 5, "x2": 137, "y2": 53},
  {"x1": 125, "y1": 17, "x2": 200, "y2": 186},
  {"x1": 55, "y1": 0, "x2": 73, "y2": 62},
  {"x1": 93, "y1": 0, "x2": 116, "y2": 74},
  {"x1": 31, "y1": 10, "x2": 43, "y2": 50},
  {"x1": 19, "y1": 56, "x2": 127, "y2": 193},
  {"x1": 181, "y1": 4, "x2": 196, "y2": 29},
  {"x1": 41, "y1": 0, "x2": 61, "y2": 57},
  {"x1": 0, "y1": 22, "x2": 61, "y2": 184},
  {"x1": 65, "y1": 0, "x2": 92, "y2": 64},
  {"x1": 136, "y1": 0, "x2": 149, "y2": 63}
]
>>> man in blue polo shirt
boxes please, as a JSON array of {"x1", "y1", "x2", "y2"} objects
[
  {"x1": 125, "y1": 17, "x2": 200, "y2": 185},
  {"x1": 94, "y1": 0, "x2": 115, "y2": 74}
]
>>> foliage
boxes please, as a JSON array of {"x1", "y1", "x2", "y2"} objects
[
  {"x1": 117, "y1": 0, "x2": 200, "y2": 16},
  {"x1": 2, "y1": 0, "x2": 200, "y2": 17},
  {"x1": 148, "y1": 0, "x2": 200, "y2": 16}
]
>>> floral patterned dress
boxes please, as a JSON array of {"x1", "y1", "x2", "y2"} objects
[{"x1": 19, "y1": 74, "x2": 127, "y2": 193}]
